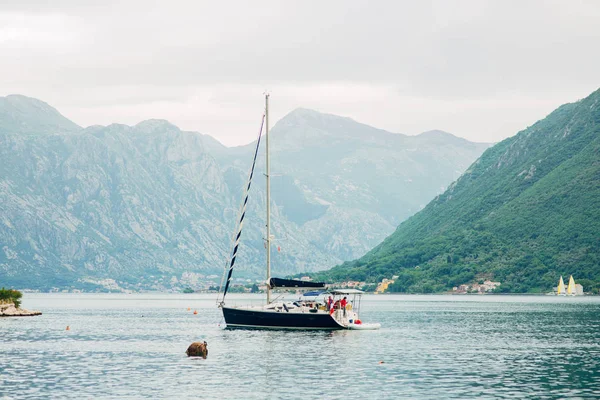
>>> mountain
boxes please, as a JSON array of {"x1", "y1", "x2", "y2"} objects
[
  {"x1": 319, "y1": 88, "x2": 600, "y2": 294},
  {"x1": 0, "y1": 95, "x2": 489, "y2": 291},
  {"x1": 257, "y1": 108, "x2": 489, "y2": 225},
  {"x1": 0, "y1": 95, "x2": 81, "y2": 134}
]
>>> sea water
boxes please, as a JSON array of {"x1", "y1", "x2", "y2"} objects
[{"x1": 1, "y1": 294, "x2": 600, "y2": 399}]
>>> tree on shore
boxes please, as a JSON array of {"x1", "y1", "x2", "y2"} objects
[{"x1": 0, "y1": 288, "x2": 22, "y2": 308}]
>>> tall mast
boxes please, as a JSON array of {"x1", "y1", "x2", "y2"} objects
[{"x1": 265, "y1": 93, "x2": 271, "y2": 304}]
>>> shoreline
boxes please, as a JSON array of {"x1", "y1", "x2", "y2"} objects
[{"x1": 0, "y1": 303, "x2": 42, "y2": 317}]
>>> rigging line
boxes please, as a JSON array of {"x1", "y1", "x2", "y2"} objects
[
  {"x1": 217, "y1": 141, "x2": 265, "y2": 305},
  {"x1": 217, "y1": 138, "x2": 265, "y2": 306},
  {"x1": 217, "y1": 130, "x2": 264, "y2": 305},
  {"x1": 215, "y1": 176, "x2": 261, "y2": 298},
  {"x1": 217, "y1": 119, "x2": 265, "y2": 304},
  {"x1": 216, "y1": 205, "x2": 247, "y2": 303},
  {"x1": 218, "y1": 112, "x2": 266, "y2": 305}
]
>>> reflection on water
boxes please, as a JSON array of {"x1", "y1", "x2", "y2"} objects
[{"x1": 1, "y1": 294, "x2": 600, "y2": 399}]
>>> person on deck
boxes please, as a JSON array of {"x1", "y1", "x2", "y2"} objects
[
  {"x1": 327, "y1": 296, "x2": 333, "y2": 311},
  {"x1": 340, "y1": 297, "x2": 348, "y2": 316},
  {"x1": 330, "y1": 298, "x2": 341, "y2": 316}
]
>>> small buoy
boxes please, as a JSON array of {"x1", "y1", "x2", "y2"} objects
[
  {"x1": 193, "y1": 310, "x2": 198, "y2": 315},
  {"x1": 187, "y1": 307, "x2": 190, "y2": 311},
  {"x1": 66, "y1": 326, "x2": 70, "y2": 331}
]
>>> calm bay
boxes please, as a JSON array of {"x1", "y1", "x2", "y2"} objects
[{"x1": 1, "y1": 294, "x2": 600, "y2": 399}]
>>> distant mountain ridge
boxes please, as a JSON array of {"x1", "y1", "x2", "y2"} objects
[
  {"x1": 0, "y1": 94, "x2": 81, "y2": 134},
  {"x1": 318, "y1": 88, "x2": 600, "y2": 293},
  {"x1": 0, "y1": 94, "x2": 489, "y2": 291}
]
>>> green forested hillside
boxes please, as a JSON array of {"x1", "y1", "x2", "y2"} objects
[{"x1": 318, "y1": 88, "x2": 600, "y2": 293}]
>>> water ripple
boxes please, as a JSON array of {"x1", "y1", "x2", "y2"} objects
[{"x1": 1, "y1": 294, "x2": 600, "y2": 399}]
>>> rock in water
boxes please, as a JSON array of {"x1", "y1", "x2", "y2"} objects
[
  {"x1": 0, "y1": 303, "x2": 42, "y2": 317},
  {"x1": 186, "y1": 341, "x2": 208, "y2": 358}
]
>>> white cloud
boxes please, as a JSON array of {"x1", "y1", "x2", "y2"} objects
[
  {"x1": 0, "y1": 1, "x2": 599, "y2": 146},
  {"x1": 0, "y1": 12, "x2": 83, "y2": 48}
]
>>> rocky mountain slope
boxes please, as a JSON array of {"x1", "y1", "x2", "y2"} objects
[
  {"x1": 319, "y1": 88, "x2": 600, "y2": 293},
  {"x1": 0, "y1": 95, "x2": 489, "y2": 290}
]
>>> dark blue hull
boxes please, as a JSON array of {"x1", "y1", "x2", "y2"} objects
[{"x1": 222, "y1": 306, "x2": 345, "y2": 330}]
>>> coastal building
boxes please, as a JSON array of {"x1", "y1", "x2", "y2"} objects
[
  {"x1": 376, "y1": 278, "x2": 395, "y2": 293},
  {"x1": 453, "y1": 280, "x2": 500, "y2": 294},
  {"x1": 480, "y1": 280, "x2": 501, "y2": 292},
  {"x1": 337, "y1": 281, "x2": 364, "y2": 288},
  {"x1": 454, "y1": 284, "x2": 470, "y2": 293}
]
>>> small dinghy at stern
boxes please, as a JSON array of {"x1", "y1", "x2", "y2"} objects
[{"x1": 347, "y1": 320, "x2": 381, "y2": 330}]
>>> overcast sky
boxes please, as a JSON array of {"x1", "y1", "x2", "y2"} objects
[{"x1": 1, "y1": 0, "x2": 599, "y2": 146}]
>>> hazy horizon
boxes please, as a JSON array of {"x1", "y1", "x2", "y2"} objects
[
  {"x1": 2, "y1": 93, "x2": 497, "y2": 147},
  {"x1": 1, "y1": 1, "x2": 599, "y2": 146}
]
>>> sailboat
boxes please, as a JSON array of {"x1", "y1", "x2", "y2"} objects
[
  {"x1": 566, "y1": 275, "x2": 576, "y2": 296},
  {"x1": 217, "y1": 94, "x2": 380, "y2": 330},
  {"x1": 557, "y1": 276, "x2": 566, "y2": 296}
]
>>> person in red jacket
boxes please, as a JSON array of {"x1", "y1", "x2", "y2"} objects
[{"x1": 340, "y1": 297, "x2": 348, "y2": 316}]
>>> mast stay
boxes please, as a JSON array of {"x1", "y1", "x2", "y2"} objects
[{"x1": 218, "y1": 110, "x2": 266, "y2": 304}]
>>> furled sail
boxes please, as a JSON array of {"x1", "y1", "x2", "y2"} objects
[
  {"x1": 268, "y1": 277, "x2": 326, "y2": 289},
  {"x1": 220, "y1": 114, "x2": 265, "y2": 302}
]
